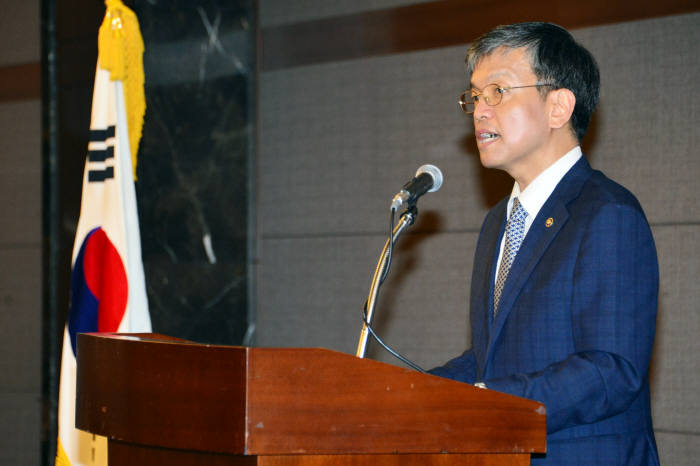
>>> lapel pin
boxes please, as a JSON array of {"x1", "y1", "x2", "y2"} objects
[{"x1": 545, "y1": 217, "x2": 554, "y2": 228}]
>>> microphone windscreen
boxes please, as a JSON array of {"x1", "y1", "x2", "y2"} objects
[{"x1": 416, "y1": 164, "x2": 443, "y2": 193}]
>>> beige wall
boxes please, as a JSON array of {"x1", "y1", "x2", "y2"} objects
[
  {"x1": 0, "y1": 0, "x2": 42, "y2": 464},
  {"x1": 257, "y1": 4, "x2": 700, "y2": 464}
]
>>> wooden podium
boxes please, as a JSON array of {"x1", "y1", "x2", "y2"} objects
[{"x1": 75, "y1": 333, "x2": 546, "y2": 465}]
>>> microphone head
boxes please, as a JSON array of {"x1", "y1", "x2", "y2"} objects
[{"x1": 416, "y1": 164, "x2": 443, "y2": 193}]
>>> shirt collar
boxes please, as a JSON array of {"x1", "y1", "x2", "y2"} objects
[{"x1": 506, "y1": 146, "x2": 582, "y2": 220}]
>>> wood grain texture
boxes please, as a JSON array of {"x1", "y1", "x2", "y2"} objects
[
  {"x1": 76, "y1": 333, "x2": 544, "y2": 463},
  {"x1": 246, "y1": 347, "x2": 545, "y2": 455},
  {"x1": 76, "y1": 333, "x2": 248, "y2": 453},
  {"x1": 109, "y1": 444, "x2": 527, "y2": 466},
  {"x1": 261, "y1": 0, "x2": 700, "y2": 70},
  {"x1": 109, "y1": 439, "x2": 257, "y2": 466},
  {"x1": 256, "y1": 453, "x2": 528, "y2": 465}
]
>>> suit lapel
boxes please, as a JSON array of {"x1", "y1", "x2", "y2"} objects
[
  {"x1": 488, "y1": 202, "x2": 569, "y2": 345},
  {"x1": 485, "y1": 157, "x2": 594, "y2": 366},
  {"x1": 471, "y1": 199, "x2": 507, "y2": 373}
]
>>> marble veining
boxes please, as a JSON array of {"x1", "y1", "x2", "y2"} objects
[{"x1": 132, "y1": 0, "x2": 254, "y2": 345}]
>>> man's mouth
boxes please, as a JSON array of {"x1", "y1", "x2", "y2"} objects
[{"x1": 478, "y1": 132, "x2": 500, "y2": 142}]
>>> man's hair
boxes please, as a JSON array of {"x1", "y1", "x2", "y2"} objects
[{"x1": 466, "y1": 22, "x2": 600, "y2": 142}]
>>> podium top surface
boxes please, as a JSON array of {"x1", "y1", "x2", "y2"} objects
[{"x1": 76, "y1": 333, "x2": 546, "y2": 456}]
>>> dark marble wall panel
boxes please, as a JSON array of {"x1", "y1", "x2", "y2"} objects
[
  {"x1": 132, "y1": 1, "x2": 256, "y2": 344},
  {"x1": 136, "y1": 75, "x2": 251, "y2": 344}
]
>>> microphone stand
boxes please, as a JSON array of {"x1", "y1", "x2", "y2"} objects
[{"x1": 355, "y1": 205, "x2": 417, "y2": 358}]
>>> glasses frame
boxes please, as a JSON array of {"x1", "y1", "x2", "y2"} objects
[{"x1": 458, "y1": 83, "x2": 554, "y2": 114}]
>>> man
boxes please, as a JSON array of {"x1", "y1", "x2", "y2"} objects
[{"x1": 429, "y1": 23, "x2": 659, "y2": 465}]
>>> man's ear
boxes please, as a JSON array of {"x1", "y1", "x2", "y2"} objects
[{"x1": 548, "y1": 88, "x2": 576, "y2": 129}]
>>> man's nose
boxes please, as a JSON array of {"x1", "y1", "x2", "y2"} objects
[{"x1": 473, "y1": 99, "x2": 493, "y2": 121}]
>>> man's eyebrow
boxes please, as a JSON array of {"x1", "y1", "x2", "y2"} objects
[
  {"x1": 469, "y1": 81, "x2": 496, "y2": 91},
  {"x1": 470, "y1": 71, "x2": 514, "y2": 89}
]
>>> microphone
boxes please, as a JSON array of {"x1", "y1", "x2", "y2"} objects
[{"x1": 391, "y1": 164, "x2": 443, "y2": 211}]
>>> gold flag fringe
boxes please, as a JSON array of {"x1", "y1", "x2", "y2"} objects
[
  {"x1": 98, "y1": 0, "x2": 146, "y2": 179},
  {"x1": 54, "y1": 438, "x2": 71, "y2": 466}
]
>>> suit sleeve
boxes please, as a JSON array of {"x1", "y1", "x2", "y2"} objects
[
  {"x1": 484, "y1": 202, "x2": 658, "y2": 433},
  {"x1": 427, "y1": 348, "x2": 478, "y2": 383}
]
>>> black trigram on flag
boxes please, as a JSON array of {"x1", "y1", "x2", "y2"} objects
[{"x1": 88, "y1": 125, "x2": 116, "y2": 182}]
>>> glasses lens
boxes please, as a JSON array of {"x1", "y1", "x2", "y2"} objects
[
  {"x1": 459, "y1": 91, "x2": 474, "y2": 114},
  {"x1": 483, "y1": 84, "x2": 502, "y2": 106}
]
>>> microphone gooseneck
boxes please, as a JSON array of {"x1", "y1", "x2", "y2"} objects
[{"x1": 356, "y1": 164, "x2": 444, "y2": 371}]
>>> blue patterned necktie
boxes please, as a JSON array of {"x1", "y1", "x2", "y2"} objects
[{"x1": 494, "y1": 198, "x2": 528, "y2": 316}]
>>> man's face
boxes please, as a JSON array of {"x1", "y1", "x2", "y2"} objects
[{"x1": 470, "y1": 47, "x2": 552, "y2": 184}]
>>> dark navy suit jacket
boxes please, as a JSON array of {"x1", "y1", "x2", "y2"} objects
[{"x1": 430, "y1": 157, "x2": 660, "y2": 465}]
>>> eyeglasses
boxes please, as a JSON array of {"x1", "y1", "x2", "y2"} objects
[{"x1": 458, "y1": 83, "x2": 554, "y2": 114}]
